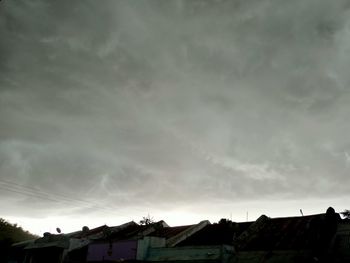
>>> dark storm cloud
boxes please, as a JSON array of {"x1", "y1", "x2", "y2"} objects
[{"x1": 1, "y1": 0, "x2": 350, "y2": 218}]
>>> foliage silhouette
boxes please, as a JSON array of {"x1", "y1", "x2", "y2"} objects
[
  {"x1": 139, "y1": 214, "x2": 155, "y2": 225},
  {"x1": 0, "y1": 218, "x2": 37, "y2": 263}
]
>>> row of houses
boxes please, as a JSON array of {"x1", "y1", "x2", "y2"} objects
[{"x1": 9, "y1": 207, "x2": 350, "y2": 263}]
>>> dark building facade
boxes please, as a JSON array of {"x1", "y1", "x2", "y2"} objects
[{"x1": 10, "y1": 207, "x2": 349, "y2": 263}]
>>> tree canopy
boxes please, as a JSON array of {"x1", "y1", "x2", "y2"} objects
[
  {"x1": 139, "y1": 215, "x2": 155, "y2": 225},
  {"x1": 0, "y1": 218, "x2": 37, "y2": 244},
  {"x1": 0, "y1": 218, "x2": 37, "y2": 263}
]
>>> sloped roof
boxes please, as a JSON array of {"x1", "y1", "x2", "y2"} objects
[
  {"x1": 108, "y1": 223, "x2": 149, "y2": 241},
  {"x1": 12, "y1": 239, "x2": 35, "y2": 248},
  {"x1": 69, "y1": 221, "x2": 140, "y2": 240},
  {"x1": 149, "y1": 224, "x2": 196, "y2": 239},
  {"x1": 70, "y1": 225, "x2": 109, "y2": 239},
  {"x1": 89, "y1": 221, "x2": 162, "y2": 242},
  {"x1": 239, "y1": 212, "x2": 341, "y2": 251},
  {"x1": 25, "y1": 234, "x2": 70, "y2": 249},
  {"x1": 176, "y1": 221, "x2": 253, "y2": 246}
]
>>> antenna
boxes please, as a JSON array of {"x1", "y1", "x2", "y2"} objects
[{"x1": 300, "y1": 209, "x2": 304, "y2": 216}]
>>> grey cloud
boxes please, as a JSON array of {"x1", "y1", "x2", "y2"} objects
[{"x1": 1, "y1": 0, "x2": 350, "y2": 220}]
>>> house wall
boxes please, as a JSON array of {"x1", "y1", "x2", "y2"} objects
[
  {"x1": 24, "y1": 247, "x2": 64, "y2": 263},
  {"x1": 330, "y1": 223, "x2": 350, "y2": 263},
  {"x1": 235, "y1": 250, "x2": 313, "y2": 263},
  {"x1": 86, "y1": 240, "x2": 137, "y2": 262},
  {"x1": 137, "y1": 236, "x2": 166, "y2": 260},
  {"x1": 145, "y1": 245, "x2": 234, "y2": 263}
]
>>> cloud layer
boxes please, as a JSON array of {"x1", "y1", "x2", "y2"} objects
[{"x1": 1, "y1": 0, "x2": 350, "y2": 223}]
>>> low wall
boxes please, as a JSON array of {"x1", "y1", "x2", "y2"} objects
[{"x1": 147, "y1": 245, "x2": 234, "y2": 263}]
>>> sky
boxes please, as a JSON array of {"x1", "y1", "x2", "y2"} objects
[{"x1": 1, "y1": 0, "x2": 350, "y2": 235}]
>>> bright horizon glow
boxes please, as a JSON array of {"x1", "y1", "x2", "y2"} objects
[{"x1": 6, "y1": 197, "x2": 349, "y2": 236}]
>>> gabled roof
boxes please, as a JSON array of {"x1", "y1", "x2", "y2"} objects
[
  {"x1": 25, "y1": 234, "x2": 70, "y2": 249},
  {"x1": 12, "y1": 239, "x2": 35, "y2": 248},
  {"x1": 150, "y1": 225, "x2": 196, "y2": 239},
  {"x1": 107, "y1": 223, "x2": 149, "y2": 241},
  {"x1": 176, "y1": 221, "x2": 253, "y2": 246},
  {"x1": 70, "y1": 225, "x2": 109, "y2": 239},
  {"x1": 147, "y1": 221, "x2": 210, "y2": 247},
  {"x1": 237, "y1": 212, "x2": 341, "y2": 251},
  {"x1": 69, "y1": 221, "x2": 141, "y2": 240}
]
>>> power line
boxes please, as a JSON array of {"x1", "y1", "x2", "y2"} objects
[
  {"x1": 0, "y1": 178, "x2": 94, "y2": 206},
  {"x1": 0, "y1": 179, "x2": 139, "y2": 217},
  {"x1": 0, "y1": 184, "x2": 64, "y2": 203}
]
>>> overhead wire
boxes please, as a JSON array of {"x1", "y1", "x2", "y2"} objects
[
  {"x1": 0, "y1": 178, "x2": 99, "y2": 206},
  {"x1": 0, "y1": 178, "x2": 144, "y2": 217}
]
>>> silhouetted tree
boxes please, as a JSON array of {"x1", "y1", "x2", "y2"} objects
[
  {"x1": 139, "y1": 215, "x2": 155, "y2": 225},
  {"x1": 0, "y1": 218, "x2": 37, "y2": 242},
  {"x1": 0, "y1": 218, "x2": 37, "y2": 263},
  {"x1": 218, "y1": 218, "x2": 230, "y2": 224}
]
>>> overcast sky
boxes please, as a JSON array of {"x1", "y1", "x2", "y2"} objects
[{"x1": 1, "y1": 0, "x2": 350, "y2": 235}]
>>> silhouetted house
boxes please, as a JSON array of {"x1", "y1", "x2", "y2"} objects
[
  {"x1": 10, "y1": 207, "x2": 349, "y2": 263},
  {"x1": 176, "y1": 220, "x2": 252, "y2": 247},
  {"x1": 8, "y1": 240, "x2": 34, "y2": 263},
  {"x1": 233, "y1": 208, "x2": 342, "y2": 263},
  {"x1": 84, "y1": 221, "x2": 155, "y2": 262},
  {"x1": 142, "y1": 207, "x2": 346, "y2": 263},
  {"x1": 84, "y1": 220, "x2": 214, "y2": 262},
  {"x1": 331, "y1": 219, "x2": 350, "y2": 263},
  {"x1": 24, "y1": 233, "x2": 70, "y2": 263},
  {"x1": 64, "y1": 224, "x2": 111, "y2": 263},
  {"x1": 18, "y1": 224, "x2": 110, "y2": 263},
  {"x1": 148, "y1": 221, "x2": 209, "y2": 247},
  {"x1": 137, "y1": 220, "x2": 236, "y2": 263}
]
